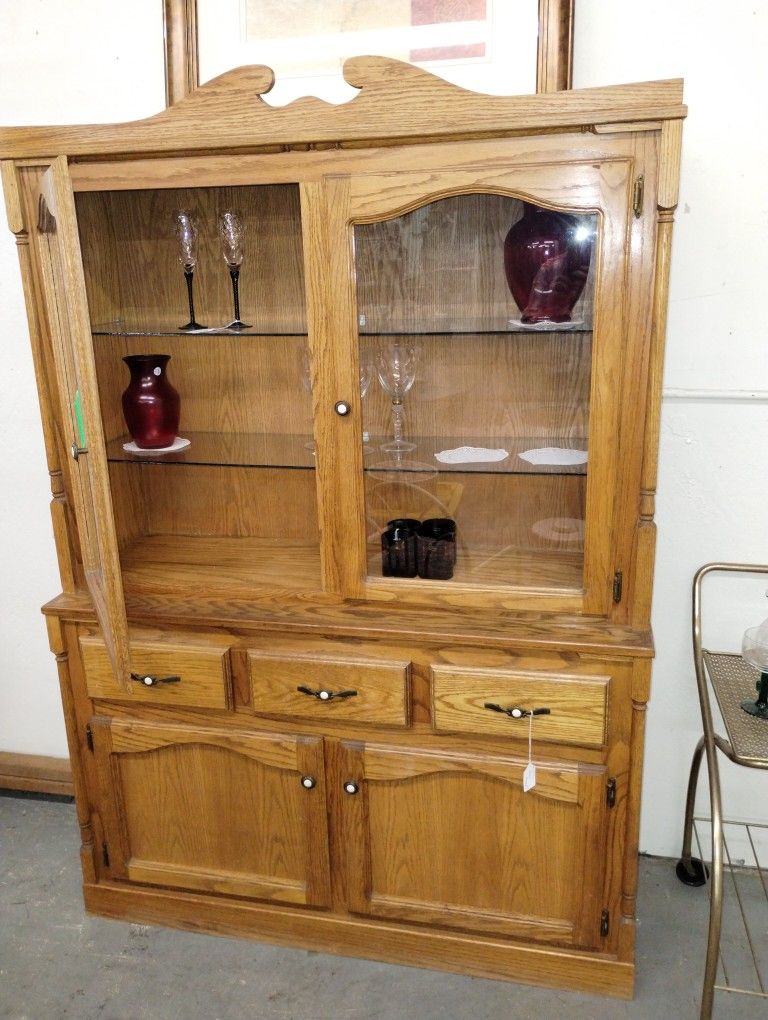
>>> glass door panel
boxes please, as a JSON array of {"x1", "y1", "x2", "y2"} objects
[
  {"x1": 75, "y1": 183, "x2": 321, "y2": 601},
  {"x1": 355, "y1": 193, "x2": 598, "y2": 593}
]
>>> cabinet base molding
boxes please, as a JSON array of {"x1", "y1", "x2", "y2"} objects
[
  {"x1": 0, "y1": 752, "x2": 74, "y2": 797},
  {"x1": 83, "y1": 882, "x2": 635, "y2": 999}
]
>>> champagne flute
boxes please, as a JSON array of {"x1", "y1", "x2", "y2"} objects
[
  {"x1": 218, "y1": 210, "x2": 251, "y2": 330},
  {"x1": 376, "y1": 340, "x2": 417, "y2": 455},
  {"x1": 174, "y1": 211, "x2": 206, "y2": 330}
]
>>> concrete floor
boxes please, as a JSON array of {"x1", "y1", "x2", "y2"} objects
[{"x1": 0, "y1": 792, "x2": 765, "y2": 1020}]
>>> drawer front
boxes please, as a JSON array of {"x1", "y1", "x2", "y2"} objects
[
  {"x1": 80, "y1": 634, "x2": 231, "y2": 710},
  {"x1": 431, "y1": 665, "x2": 608, "y2": 748},
  {"x1": 248, "y1": 650, "x2": 411, "y2": 727}
]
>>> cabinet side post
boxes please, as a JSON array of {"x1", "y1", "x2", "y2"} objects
[
  {"x1": 619, "y1": 660, "x2": 651, "y2": 935},
  {"x1": 631, "y1": 120, "x2": 683, "y2": 628},
  {"x1": 46, "y1": 616, "x2": 97, "y2": 883}
]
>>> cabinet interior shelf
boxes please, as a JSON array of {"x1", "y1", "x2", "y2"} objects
[
  {"x1": 106, "y1": 432, "x2": 587, "y2": 476},
  {"x1": 116, "y1": 533, "x2": 582, "y2": 599}
]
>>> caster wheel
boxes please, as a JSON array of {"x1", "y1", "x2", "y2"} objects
[{"x1": 676, "y1": 857, "x2": 709, "y2": 886}]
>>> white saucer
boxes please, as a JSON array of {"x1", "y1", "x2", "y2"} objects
[
  {"x1": 123, "y1": 437, "x2": 191, "y2": 454},
  {"x1": 508, "y1": 318, "x2": 585, "y2": 332}
]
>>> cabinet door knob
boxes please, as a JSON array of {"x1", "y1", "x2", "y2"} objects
[
  {"x1": 131, "y1": 672, "x2": 182, "y2": 687},
  {"x1": 334, "y1": 400, "x2": 351, "y2": 416},
  {"x1": 300, "y1": 775, "x2": 316, "y2": 790},
  {"x1": 343, "y1": 781, "x2": 359, "y2": 795}
]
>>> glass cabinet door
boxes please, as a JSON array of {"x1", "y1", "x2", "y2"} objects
[
  {"x1": 74, "y1": 181, "x2": 322, "y2": 606},
  {"x1": 333, "y1": 162, "x2": 631, "y2": 613},
  {"x1": 36, "y1": 159, "x2": 131, "y2": 687}
]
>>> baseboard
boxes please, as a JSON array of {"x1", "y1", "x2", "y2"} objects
[{"x1": 0, "y1": 752, "x2": 74, "y2": 796}]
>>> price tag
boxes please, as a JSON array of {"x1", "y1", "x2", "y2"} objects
[{"x1": 523, "y1": 711, "x2": 537, "y2": 792}]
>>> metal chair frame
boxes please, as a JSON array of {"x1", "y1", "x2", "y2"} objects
[{"x1": 677, "y1": 562, "x2": 768, "y2": 1019}]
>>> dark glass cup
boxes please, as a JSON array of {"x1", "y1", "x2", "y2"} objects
[
  {"x1": 417, "y1": 518, "x2": 456, "y2": 580},
  {"x1": 381, "y1": 518, "x2": 419, "y2": 577}
]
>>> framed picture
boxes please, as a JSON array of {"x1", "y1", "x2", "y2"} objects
[{"x1": 163, "y1": 0, "x2": 573, "y2": 105}]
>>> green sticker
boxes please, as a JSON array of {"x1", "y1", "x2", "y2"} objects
[{"x1": 74, "y1": 389, "x2": 86, "y2": 447}]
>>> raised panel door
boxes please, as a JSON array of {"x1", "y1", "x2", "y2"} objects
[
  {"x1": 92, "y1": 717, "x2": 331, "y2": 907},
  {"x1": 337, "y1": 741, "x2": 609, "y2": 949}
]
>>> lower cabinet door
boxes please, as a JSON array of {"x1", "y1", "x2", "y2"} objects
[
  {"x1": 338, "y1": 741, "x2": 608, "y2": 949},
  {"x1": 91, "y1": 716, "x2": 331, "y2": 908}
]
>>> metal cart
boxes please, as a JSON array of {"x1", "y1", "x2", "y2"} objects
[{"x1": 676, "y1": 562, "x2": 768, "y2": 1019}]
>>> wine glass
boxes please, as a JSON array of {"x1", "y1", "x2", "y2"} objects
[
  {"x1": 218, "y1": 210, "x2": 251, "y2": 330},
  {"x1": 174, "y1": 211, "x2": 206, "y2": 330},
  {"x1": 376, "y1": 340, "x2": 417, "y2": 455}
]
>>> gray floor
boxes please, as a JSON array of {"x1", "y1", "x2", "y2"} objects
[{"x1": 0, "y1": 793, "x2": 765, "y2": 1020}]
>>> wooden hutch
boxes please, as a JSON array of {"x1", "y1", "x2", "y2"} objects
[{"x1": 0, "y1": 59, "x2": 684, "y2": 997}]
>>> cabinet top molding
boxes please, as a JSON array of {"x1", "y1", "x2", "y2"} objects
[{"x1": 0, "y1": 56, "x2": 685, "y2": 161}]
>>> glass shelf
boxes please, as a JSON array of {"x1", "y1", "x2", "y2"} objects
[
  {"x1": 92, "y1": 326, "x2": 592, "y2": 339},
  {"x1": 92, "y1": 327, "x2": 309, "y2": 338},
  {"x1": 106, "y1": 432, "x2": 586, "y2": 476},
  {"x1": 364, "y1": 436, "x2": 587, "y2": 476},
  {"x1": 106, "y1": 432, "x2": 317, "y2": 469}
]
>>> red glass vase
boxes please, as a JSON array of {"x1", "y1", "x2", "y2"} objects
[
  {"x1": 122, "y1": 354, "x2": 180, "y2": 449},
  {"x1": 503, "y1": 203, "x2": 593, "y2": 324}
]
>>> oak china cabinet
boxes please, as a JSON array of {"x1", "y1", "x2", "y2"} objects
[{"x1": 0, "y1": 59, "x2": 685, "y2": 997}]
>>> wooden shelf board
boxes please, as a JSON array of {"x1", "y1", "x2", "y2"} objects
[
  {"x1": 366, "y1": 544, "x2": 583, "y2": 591},
  {"x1": 120, "y1": 535, "x2": 322, "y2": 599}
]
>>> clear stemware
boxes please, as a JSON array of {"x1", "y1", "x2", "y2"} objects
[
  {"x1": 174, "y1": 211, "x2": 206, "y2": 331},
  {"x1": 376, "y1": 340, "x2": 417, "y2": 455},
  {"x1": 218, "y1": 210, "x2": 251, "y2": 330}
]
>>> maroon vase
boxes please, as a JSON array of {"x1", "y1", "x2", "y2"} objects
[
  {"x1": 122, "y1": 354, "x2": 180, "y2": 449},
  {"x1": 503, "y1": 203, "x2": 594, "y2": 324}
]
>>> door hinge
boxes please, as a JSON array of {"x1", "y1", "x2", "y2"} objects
[
  {"x1": 612, "y1": 569, "x2": 623, "y2": 604},
  {"x1": 85, "y1": 724, "x2": 94, "y2": 752},
  {"x1": 632, "y1": 175, "x2": 644, "y2": 217},
  {"x1": 102, "y1": 842, "x2": 110, "y2": 868},
  {"x1": 600, "y1": 909, "x2": 610, "y2": 937},
  {"x1": 606, "y1": 778, "x2": 617, "y2": 808}
]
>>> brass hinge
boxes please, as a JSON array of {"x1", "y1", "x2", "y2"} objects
[
  {"x1": 606, "y1": 778, "x2": 617, "y2": 808},
  {"x1": 85, "y1": 724, "x2": 94, "y2": 752},
  {"x1": 600, "y1": 909, "x2": 610, "y2": 937},
  {"x1": 632, "y1": 175, "x2": 644, "y2": 217},
  {"x1": 613, "y1": 570, "x2": 623, "y2": 604},
  {"x1": 102, "y1": 842, "x2": 110, "y2": 868}
]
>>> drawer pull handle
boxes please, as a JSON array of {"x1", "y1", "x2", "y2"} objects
[
  {"x1": 297, "y1": 685, "x2": 358, "y2": 702},
  {"x1": 483, "y1": 703, "x2": 551, "y2": 719},
  {"x1": 131, "y1": 672, "x2": 182, "y2": 687}
]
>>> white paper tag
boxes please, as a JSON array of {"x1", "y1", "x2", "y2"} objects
[{"x1": 523, "y1": 762, "x2": 536, "y2": 792}]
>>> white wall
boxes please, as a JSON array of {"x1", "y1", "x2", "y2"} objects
[
  {"x1": 1, "y1": 2, "x2": 766, "y2": 857},
  {"x1": 0, "y1": 1, "x2": 165, "y2": 757},
  {"x1": 574, "y1": 1, "x2": 768, "y2": 856}
]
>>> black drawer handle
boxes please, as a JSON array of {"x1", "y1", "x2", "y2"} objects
[
  {"x1": 483, "y1": 703, "x2": 551, "y2": 719},
  {"x1": 131, "y1": 672, "x2": 182, "y2": 687},
  {"x1": 297, "y1": 685, "x2": 358, "y2": 702}
]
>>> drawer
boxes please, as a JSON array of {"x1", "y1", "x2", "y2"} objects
[
  {"x1": 248, "y1": 649, "x2": 411, "y2": 727},
  {"x1": 431, "y1": 665, "x2": 608, "y2": 748},
  {"x1": 80, "y1": 633, "x2": 231, "y2": 710}
]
